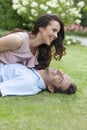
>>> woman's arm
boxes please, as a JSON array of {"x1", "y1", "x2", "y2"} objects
[{"x1": 0, "y1": 33, "x2": 23, "y2": 52}]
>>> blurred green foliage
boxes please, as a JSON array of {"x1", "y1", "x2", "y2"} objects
[{"x1": 0, "y1": 0, "x2": 23, "y2": 30}]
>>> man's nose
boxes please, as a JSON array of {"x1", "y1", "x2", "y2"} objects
[{"x1": 58, "y1": 70, "x2": 64, "y2": 76}]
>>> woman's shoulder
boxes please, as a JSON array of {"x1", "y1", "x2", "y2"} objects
[{"x1": 16, "y1": 31, "x2": 29, "y2": 38}]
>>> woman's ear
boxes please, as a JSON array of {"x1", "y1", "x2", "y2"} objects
[
  {"x1": 47, "y1": 86, "x2": 54, "y2": 93},
  {"x1": 39, "y1": 27, "x2": 44, "y2": 32}
]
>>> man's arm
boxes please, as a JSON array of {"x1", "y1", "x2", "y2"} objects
[
  {"x1": 0, "y1": 76, "x2": 41, "y2": 97},
  {"x1": 0, "y1": 76, "x2": 31, "y2": 97}
]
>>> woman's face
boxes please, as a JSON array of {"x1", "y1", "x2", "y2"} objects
[{"x1": 39, "y1": 20, "x2": 60, "y2": 46}]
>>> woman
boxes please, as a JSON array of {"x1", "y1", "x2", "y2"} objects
[{"x1": 0, "y1": 14, "x2": 66, "y2": 69}]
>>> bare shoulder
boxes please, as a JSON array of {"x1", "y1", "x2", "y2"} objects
[
  {"x1": 0, "y1": 33, "x2": 23, "y2": 51},
  {"x1": 4, "y1": 33, "x2": 23, "y2": 45}
]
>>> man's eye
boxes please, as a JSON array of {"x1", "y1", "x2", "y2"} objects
[{"x1": 59, "y1": 77, "x2": 64, "y2": 83}]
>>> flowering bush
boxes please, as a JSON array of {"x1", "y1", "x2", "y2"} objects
[
  {"x1": 64, "y1": 36, "x2": 81, "y2": 45},
  {"x1": 12, "y1": 0, "x2": 85, "y2": 29}
]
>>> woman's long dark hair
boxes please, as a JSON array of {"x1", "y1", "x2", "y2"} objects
[
  {"x1": 6, "y1": 14, "x2": 66, "y2": 69},
  {"x1": 31, "y1": 14, "x2": 66, "y2": 69}
]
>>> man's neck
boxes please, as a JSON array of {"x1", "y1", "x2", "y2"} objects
[{"x1": 38, "y1": 69, "x2": 50, "y2": 87}]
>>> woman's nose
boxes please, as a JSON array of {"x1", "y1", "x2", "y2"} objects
[{"x1": 54, "y1": 32, "x2": 57, "y2": 39}]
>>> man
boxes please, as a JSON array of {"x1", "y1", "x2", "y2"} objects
[{"x1": 0, "y1": 63, "x2": 77, "y2": 97}]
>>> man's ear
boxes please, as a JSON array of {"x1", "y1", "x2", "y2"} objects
[{"x1": 47, "y1": 86, "x2": 54, "y2": 93}]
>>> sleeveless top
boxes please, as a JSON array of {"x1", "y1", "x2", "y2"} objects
[{"x1": 0, "y1": 32, "x2": 39, "y2": 68}]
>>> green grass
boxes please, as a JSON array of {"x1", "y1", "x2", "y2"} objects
[{"x1": 0, "y1": 45, "x2": 87, "y2": 129}]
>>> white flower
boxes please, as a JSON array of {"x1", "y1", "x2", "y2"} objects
[
  {"x1": 72, "y1": 39, "x2": 77, "y2": 43},
  {"x1": 40, "y1": 4, "x2": 48, "y2": 11},
  {"x1": 17, "y1": 9, "x2": 21, "y2": 15},
  {"x1": 65, "y1": 2, "x2": 70, "y2": 7},
  {"x1": 53, "y1": 0, "x2": 57, "y2": 2},
  {"x1": 46, "y1": 1, "x2": 58, "y2": 8},
  {"x1": 78, "y1": 14, "x2": 82, "y2": 18},
  {"x1": 70, "y1": 1, "x2": 74, "y2": 6},
  {"x1": 46, "y1": 1, "x2": 52, "y2": 7},
  {"x1": 12, "y1": 4, "x2": 18, "y2": 10},
  {"x1": 22, "y1": 0, "x2": 28, "y2": 6},
  {"x1": 22, "y1": 23, "x2": 26, "y2": 26},
  {"x1": 31, "y1": 9, "x2": 37, "y2": 15},
  {"x1": 12, "y1": 4, "x2": 22, "y2": 10},
  {"x1": 12, "y1": 0, "x2": 19, "y2": 4},
  {"x1": 47, "y1": 10, "x2": 52, "y2": 14},
  {"x1": 67, "y1": 40, "x2": 71, "y2": 45},
  {"x1": 29, "y1": 16, "x2": 33, "y2": 20},
  {"x1": 52, "y1": 3, "x2": 58, "y2": 8},
  {"x1": 69, "y1": 8, "x2": 80, "y2": 17},
  {"x1": 75, "y1": 19, "x2": 81, "y2": 24},
  {"x1": 31, "y1": 2, "x2": 38, "y2": 7},
  {"x1": 77, "y1": 1, "x2": 85, "y2": 8},
  {"x1": 61, "y1": 13, "x2": 65, "y2": 17},
  {"x1": 17, "y1": 7, "x2": 26, "y2": 15}
]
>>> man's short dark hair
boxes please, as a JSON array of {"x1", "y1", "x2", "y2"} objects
[{"x1": 53, "y1": 83, "x2": 77, "y2": 94}]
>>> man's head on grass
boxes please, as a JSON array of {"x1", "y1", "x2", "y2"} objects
[{"x1": 42, "y1": 68, "x2": 77, "y2": 94}]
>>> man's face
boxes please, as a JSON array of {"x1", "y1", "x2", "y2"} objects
[{"x1": 47, "y1": 68, "x2": 72, "y2": 91}]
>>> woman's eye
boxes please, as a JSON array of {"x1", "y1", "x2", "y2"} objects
[{"x1": 53, "y1": 29, "x2": 56, "y2": 32}]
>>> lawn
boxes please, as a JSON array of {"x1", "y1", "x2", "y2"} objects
[{"x1": 0, "y1": 44, "x2": 87, "y2": 130}]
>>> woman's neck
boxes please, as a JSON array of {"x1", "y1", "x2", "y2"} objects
[{"x1": 29, "y1": 33, "x2": 43, "y2": 48}]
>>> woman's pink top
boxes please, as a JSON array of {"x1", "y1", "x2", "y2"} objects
[{"x1": 0, "y1": 32, "x2": 38, "y2": 67}]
